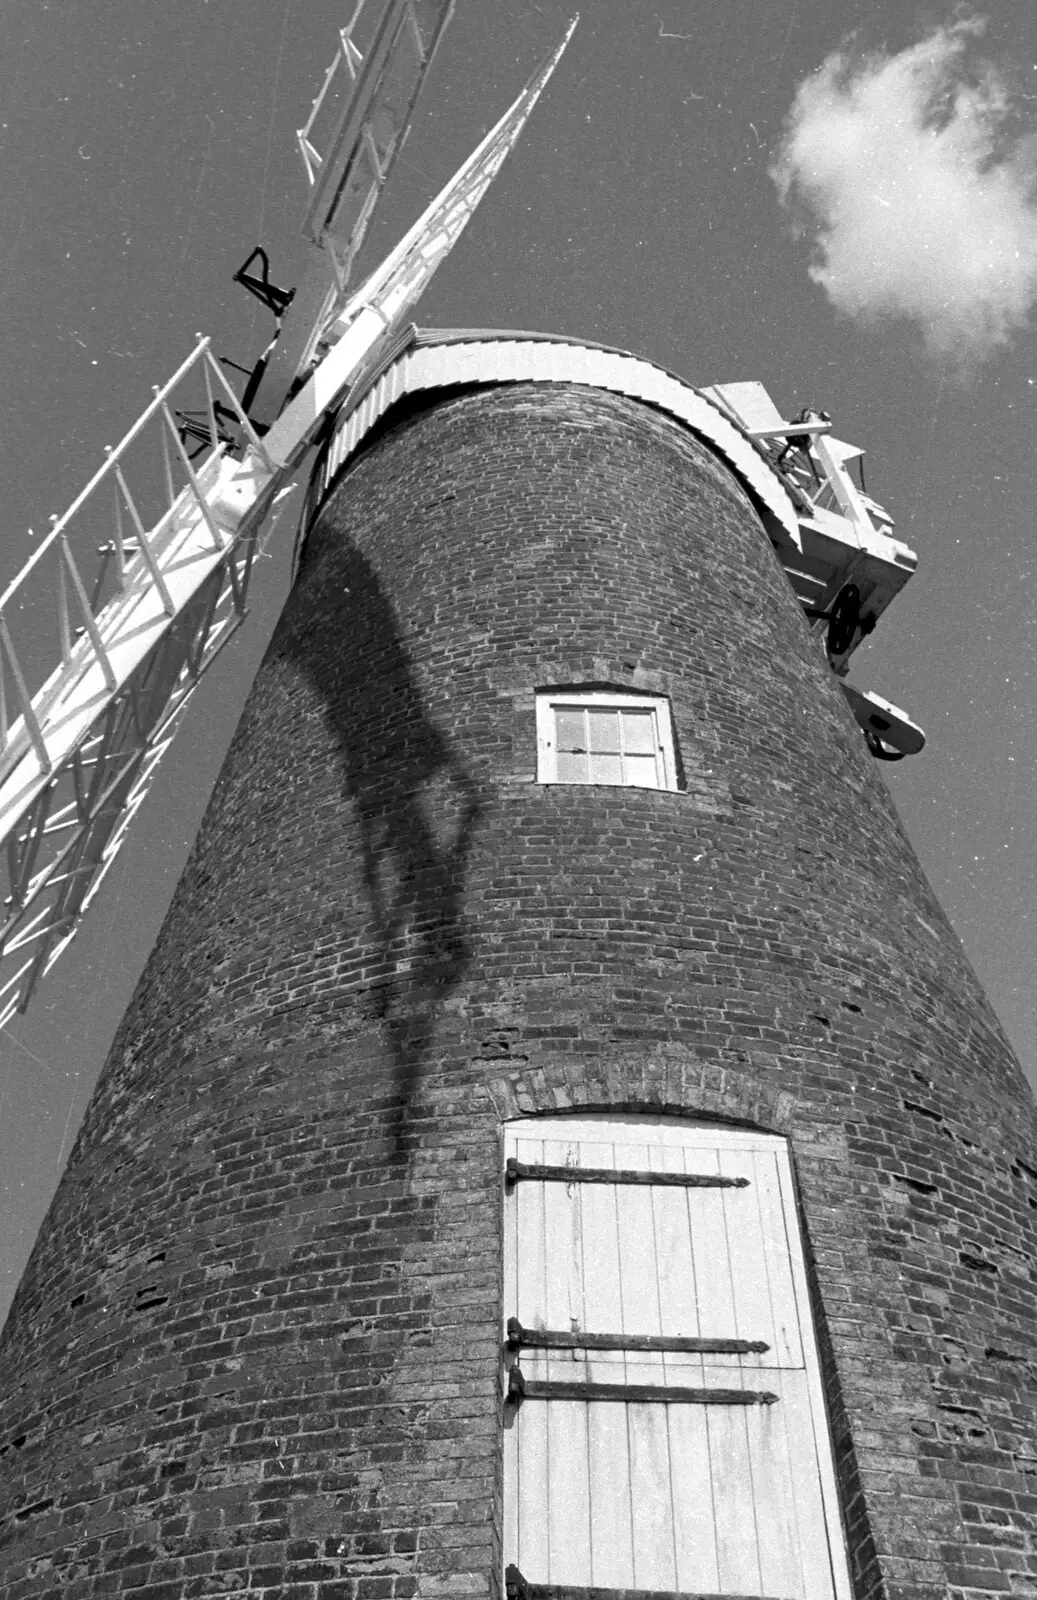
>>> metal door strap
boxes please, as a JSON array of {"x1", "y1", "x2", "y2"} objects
[
  {"x1": 506, "y1": 1368, "x2": 777, "y2": 1406},
  {"x1": 505, "y1": 1564, "x2": 790, "y2": 1600},
  {"x1": 505, "y1": 1158, "x2": 748, "y2": 1189},
  {"x1": 505, "y1": 1318, "x2": 769, "y2": 1356}
]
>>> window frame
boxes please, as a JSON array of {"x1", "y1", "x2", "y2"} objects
[{"x1": 535, "y1": 689, "x2": 679, "y2": 791}]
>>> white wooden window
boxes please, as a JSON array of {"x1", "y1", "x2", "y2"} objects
[
  {"x1": 535, "y1": 692, "x2": 677, "y2": 790},
  {"x1": 502, "y1": 1116, "x2": 852, "y2": 1600}
]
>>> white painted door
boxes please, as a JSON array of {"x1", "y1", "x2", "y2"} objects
[{"x1": 502, "y1": 1116, "x2": 852, "y2": 1600}]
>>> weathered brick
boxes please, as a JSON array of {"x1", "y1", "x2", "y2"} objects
[{"x1": 0, "y1": 376, "x2": 1035, "y2": 1598}]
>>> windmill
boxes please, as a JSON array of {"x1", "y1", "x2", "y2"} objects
[
  {"x1": 4, "y1": 9, "x2": 1036, "y2": 1597},
  {"x1": 0, "y1": 1, "x2": 925, "y2": 1033}
]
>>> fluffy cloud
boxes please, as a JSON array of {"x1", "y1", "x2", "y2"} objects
[{"x1": 770, "y1": 16, "x2": 1037, "y2": 367}]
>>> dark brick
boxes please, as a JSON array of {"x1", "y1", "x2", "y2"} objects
[{"x1": 0, "y1": 374, "x2": 1035, "y2": 1600}]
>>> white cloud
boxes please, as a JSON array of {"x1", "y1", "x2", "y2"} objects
[{"x1": 770, "y1": 16, "x2": 1037, "y2": 368}]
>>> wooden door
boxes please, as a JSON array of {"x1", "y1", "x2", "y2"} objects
[{"x1": 502, "y1": 1116, "x2": 851, "y2": 1600}]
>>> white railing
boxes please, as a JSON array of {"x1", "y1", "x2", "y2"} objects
[
  {"x1": 0, "y1": 340, "x2": 272, "y2": 785},
  {"x1": 0, "y1": 340, "x2": 283, "y2": 1022},
  {"x1": 297, "y1": 0, "x2": 456, "y2": 295},
  {"x1": 297, "y1": 1, "x2": 367, "y2": 186}
]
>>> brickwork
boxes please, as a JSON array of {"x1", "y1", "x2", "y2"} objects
[{"x1": 1, "y1": 378, "x2": 1036, "y2": 1600}]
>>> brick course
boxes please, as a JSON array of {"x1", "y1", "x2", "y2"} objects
[{"x1": 1, "y1": 378, "x2": 1036, "y2": 1599}]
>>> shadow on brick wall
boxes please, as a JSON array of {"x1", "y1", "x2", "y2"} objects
[{"x1": 287, "y1": 541, "x2": 485, "y2": 1153}]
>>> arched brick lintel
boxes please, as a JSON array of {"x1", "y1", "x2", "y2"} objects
[{"x1": 484, "y1": 1058, "x2": 798, "y2": 1138}]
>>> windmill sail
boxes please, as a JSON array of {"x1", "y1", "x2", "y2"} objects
[{"x1": 0, "y1": 16, "x2": 578, "y2": 1024}]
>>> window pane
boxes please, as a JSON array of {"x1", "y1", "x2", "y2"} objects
[
  {"x1": 555, "y1": 708, "x2": 586, "y2": 752},
  {"x1": 587, "y1": 710, "x2": 621, "y2": 754},
  {"x1": 538, "y1": 692, "x2": 677, "y2": 791},
  {"x1": 620, "y1": 709, "x2": 657, "y2": 755},
  {"x1": 589, "y1": 753, "x2": 623, "y2": 785},
  {"x1": 622, "y1": 754, "x2": 659, "y2": 788},
  {"x1": 556, "y1": 750, "x2": 589, "y2": 783}
]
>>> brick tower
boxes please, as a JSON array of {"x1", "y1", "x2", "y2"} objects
[{"x1": 2, "y1": 331, "x2": 1036, "y2": 1600}]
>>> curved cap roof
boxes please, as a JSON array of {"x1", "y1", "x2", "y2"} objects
[{"x1": 302, "y1": 326, "x2": 802, "y2": 557}]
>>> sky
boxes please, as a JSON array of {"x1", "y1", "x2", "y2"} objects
[{"x1": 1, "y1": 0, "x2": 1036, "y2": 1325}]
